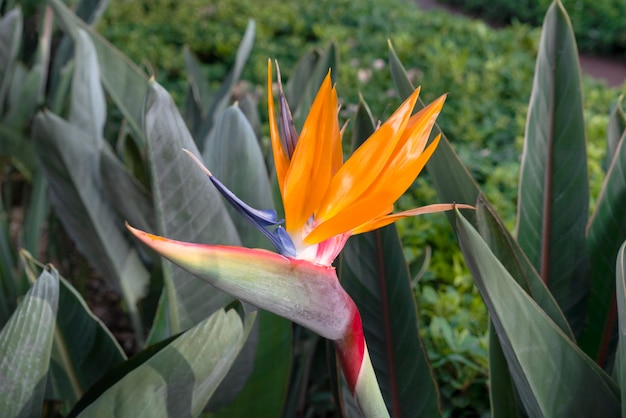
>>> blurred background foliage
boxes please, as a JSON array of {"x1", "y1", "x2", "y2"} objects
[{"x1": 436, "y1": 0, "x2": 626, "y2": 55}]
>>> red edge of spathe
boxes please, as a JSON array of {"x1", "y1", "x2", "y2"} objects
[
  {"x1": 124, "y1": 222, "x2": 336, "y2": 274},
  {"x1": 334, "y1": 305, "x2": 366, "y2": 393}
]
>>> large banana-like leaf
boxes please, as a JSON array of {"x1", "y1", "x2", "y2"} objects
[
  {"x1": 20, "y1": 256, "x2": 126, "y2": 405},
  {"x1": 196, "y1": 20, "x2": 255, "y2": 149},
  {"x1": 581, "y1": 126, "x2": 626, "y2": 361},
  {"x1": 75, "y1": 309, "x2": 255, "y2": 417},
  {"x1": 287, "y1": 42, "x2": 338, "y2": 130},
  {"x1": 456, "y1": 210, "x2": 619, "y2": 417},
  {"x1": 100, "y1": 144, "x2": 156, "y2": 234},
  {"x1": 69, "y1": 28, "x2": 106, "y2": 142},
  {"x1": 0, "y1": 9, "x2": 38, "y2": 177},
  {"x1": 283, "y1": 48, "x2": 320, "y2": 112},
  {"x1": 616, "y1": 241, "x2": 626, "y2": 417},
  {"x1": 3, "y1": 60, "x2": 44, "y2": 133},
  {"x1": 338, "y1": 102, "x2": 440, "y2": 417},
  {"x1": 607, "y1": 95, "x2": 626, "y2": 166},
  {"x1": 0, "y1": 266, "x2": 58, "y2": 418},
  {"x1": 0, "y1": 7, "x2": 21, "y2": 114},
  {"x1": 33, "y1": 112, "x2": 149, "y2": 337},
  {"x1": 22, "y1": 170, "x2": 49, "y2": 258},
  {"x1": 476, "y1": 197, "x2": 573, "y2": 338},
  {"x1": 143, "y1": 80, "x2": 240, "y2": 333},
  {"x1": 51, "y1": 276, "x2": 127, "y2": 403},
  {"x1": 0, "y1": 193, "x2": 17, "y2": 327},
  {"x1": 210, "y1": 310, "x2": 291, "y2": 417},
  {"x1": 488, "y1": 323, "x2": 527, "y2": 418},
  {"x1": 183, "y1": 46, "x2": 211, "y2": 141},
  {"x1": 49, "y1": 0, "x2": 148, "y2": 141},
  {"x1": 477, "y1": 197, "x2": 570, "y2": 417},
  {"x1": 516, "y1": 0, "x2": 589, "y2": 335}
]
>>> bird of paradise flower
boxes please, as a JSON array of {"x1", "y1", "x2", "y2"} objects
[{"x1": 127, "y1": 60, "x2": 471, "y2": 417}]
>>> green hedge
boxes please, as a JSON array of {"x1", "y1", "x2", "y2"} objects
[
  {"x1": 437, "y1": 0, "x2": 626, "y2": 55},
  {"x1": 99, "y1": 0, "x2": 625, "y2": 414}
]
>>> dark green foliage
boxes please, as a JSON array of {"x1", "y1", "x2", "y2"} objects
[{"x1": 437, "y1": 0, "x2": 626, "y2": 55}]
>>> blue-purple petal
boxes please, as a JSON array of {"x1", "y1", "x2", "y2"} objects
[
  {"x1": 275, "y1": 63, "x2": 299, "y2": 158},
  {"x1": 273, "y1": 227, "x2": 296, "y2": 257},
  {"x1": 209, "y1": 176, "x2": 281, "y2": 226},
  {"x1": 208, "y1": 174, "x2": 296, "y2": 257},
  {"x1": 279, "y1": 92, "x2": 298, "y2": 158}
]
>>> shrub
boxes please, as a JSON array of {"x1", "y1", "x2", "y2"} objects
[{"x1": 437, "y1": 0, "x2": 626, "y2": 55}]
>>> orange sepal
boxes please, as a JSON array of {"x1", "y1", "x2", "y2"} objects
[
  {"x1": 315, "y1": 86, "x2": 422, "y2": 223},
  {"x1": 305, "y1": 133, "x2": 441, "y2": 244},
  {"x1": 282, "y1": 72, "x2": 339, "y2": 233},
  {"x1": 351, "y1": 203, "x2": 475, "y2": 234}
]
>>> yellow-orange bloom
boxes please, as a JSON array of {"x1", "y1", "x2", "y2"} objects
[{"x1": 267, "y1": 60, "x2": 449, "y2": 264}]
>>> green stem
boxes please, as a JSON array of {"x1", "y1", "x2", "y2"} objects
[
  {"x1": 333, "y1": 307, "x2": 389, "y2": 417},
  {"x1": 353, "y1": 345, "x2": 389, "y2": 418}
]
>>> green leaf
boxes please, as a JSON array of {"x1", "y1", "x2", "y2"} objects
[
  {"x1": 350, "y1": 94, "x2": 375, "y2": 154},
  {"x1": 476, "y1": 197, "x2": 573, "y2": 338},
  {"x1": 203, "y1": 105, "x2": 275, "y2": 249},
  {"x1": 456, "y1": 210, "x2": 619, "y2": 417},
  {"x1": 47, "y1": 57, "x2": 74, "y2": 116},
  {"x1": 488, "y1": 324, "x2": 527, "y2": 418},
  {"x1": 287, "y1": 42, "x2": 338, "y2": 130},
  {"x1": 196, "y1": 19, "x2": 255, "y2": 149},
  {"x1": 0, "y1": 125, "x2": 35, "y2": 178},
  {"x1": 581, "y1": 123, "x2": 626, "y2": 361},
  {"x1": 0, "y1": 192, "x2": 17, "y2": 327},
  {"x1": 209, "y1": 310, "x2": 291, "y2": 417},
  {"x1": 100, "y1": 144, "x2": 156, "y2": 234},
  {"x1": 73, "y1": 0, "x2": 110, "y2": 26},
  {"x1": 33, "y1": 112, "x2": 149, "y2": 339},
  {"x1": 183, "y1": 46, "x2": 211, "y2": 139},
  {"x1": 476, "y1": 196, "x2": 572, "y2": 417},
  {"x1": 143, "y1": 80, "x2": 240, "y2": 333},
  {"x1": 69, "y1": 28, "x2": 106, "y2": 142},
  {"x1": 77, "y1": 309, "x2": 256, "y2": 417},
  {"x1": 516, "y1": 0, "x2": 589, "y2": 335},
  {"x1": 283, "y1": 48, "x2": 320, "y2": 111},
  {"x1": 0, "y1": 266, "x2": 59, "y2": 418},
  {"x1": 607, "y1": 95, "x2": 626, "y2": 167},
  {"x1": 22, "y1": 169, "x2": 49, "y2": 257},
  {"x1": 15, "y1": 254, "x2": 128, "y2": 404},
  {"x1": 0, "y1": 7, "x2": 22, "y2": 115},
  {"x1": 3, "y1": 61, "x2": 43, "y2": 131},
  {"x1": 49, "y1": 0, "x2": 148, "y2": 142},
  {"x1": 388, "y1": 40, "x2": 479, "y2": 225},
  {"x1": 205, "y1": 307, "x2": 258, "y2": 412},
  {"x1": 49, "y1": 275, "x2": 127, "y2": 403},
  {"x1": 616, "y1": 241, "x2": 626, "y2": 417}
]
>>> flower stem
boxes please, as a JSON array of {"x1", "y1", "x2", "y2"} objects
[
  {"x1": 334, "y1": 308, "x2": 389, "y2": 417},
  {"x1": 354, "y1": 345, "x2": 390, "y2": 418}
]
